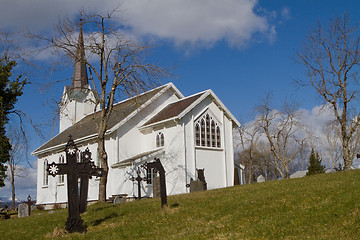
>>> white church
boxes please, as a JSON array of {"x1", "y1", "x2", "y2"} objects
[{"x1": 32, "y1": 27, "x2": 242, "y2": 208}]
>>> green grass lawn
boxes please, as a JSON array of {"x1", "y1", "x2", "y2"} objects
[{"x1": 1, "y1": 170, "x2": 360, "y2": 239}]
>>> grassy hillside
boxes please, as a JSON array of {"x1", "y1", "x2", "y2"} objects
[{"x1": 1, "y1": 170, "x2": 360, "y2": 239}]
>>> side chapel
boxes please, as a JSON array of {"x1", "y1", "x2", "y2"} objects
[{"x1": 32, "y1": 25, "x2": 242, "y2": 208}]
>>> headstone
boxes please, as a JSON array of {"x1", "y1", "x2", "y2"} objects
[
  {"x1": 325, "y1": 168, "x2": 336, "y2": 173},
  {"x1": 187, "y1": 169, "x2": 207, "y2": 193},
  {"x1": 257, "y1": 175, "x2": 265, "y2": 183},
  {"x1": 18, "y1": 203, "x2": 29, "y2": 218},
  {"x1": 189, "y1": 180, "x2": 205, "y2": 192},
  {"x1": 113, "y1": 196, "x2": 126, "y2": 204},
  {"x1": 290, "y1": 170, "x2": 308, "y2": 179}
]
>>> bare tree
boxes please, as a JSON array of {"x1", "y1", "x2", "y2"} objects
[
  {"x1": 30, "y1": 10, "x2": 167, "y2": 201},
  {"x1": 256, "y1": 95, "x2": 306, "y2": 178},
  {"x1": 6, "y1": 125, "x2": 28, "y2": 209},
  {"x1": 323, "y1": 121, "x2": 342, "y2": 169},
  {"x1": 237, "y1": 122, "x2": 261, "y2": 184},
  {"x1": 297, "y1": 13, "x2": 360, "y2": 170}
]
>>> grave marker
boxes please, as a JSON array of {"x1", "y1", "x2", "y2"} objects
[{"x1": 47, "y1": 136, "x2": 105, "y2": 233}]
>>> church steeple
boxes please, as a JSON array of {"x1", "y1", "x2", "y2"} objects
[{"x1": 72, "y1": 19, "x2": 88, "y2": 89}]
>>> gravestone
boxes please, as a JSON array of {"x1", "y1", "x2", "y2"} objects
[
  {"x1": 257, "y1": 175, "x2": 265, "y2": 183},
  {"x1": 187, "y1": 169, "x2": 207, "y2": 193},
  {"x1": 18, "y1": 203, "x2": 29, "y2": 218},
  {"x1": 189, "y1": 180, "x2": 205, "y2": 192}
]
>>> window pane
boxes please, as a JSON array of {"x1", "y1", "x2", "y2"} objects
[
  {"x1": 211, "y1": 121, "x2": 216, "y2": 147},
  {"x1": 160, "y1": 133, "x2": 164, "y2": 147},
  {"x1": 216, "y1": 127, "x2": 221, "y2": 148},
  {"x1": 195, "y1": 124, "x2": 200, "y2": 146},
  {"x1": 201, "y1": 119, "x2": 205, "y2": 146}
]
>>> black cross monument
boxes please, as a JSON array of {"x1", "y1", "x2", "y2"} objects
[{"x1": 47, "y1": 136, "x2": 105, "y2": 233}]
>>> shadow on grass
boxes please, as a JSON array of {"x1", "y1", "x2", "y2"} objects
[
  {"x1": 170, "y1": 203, "x2": 179, "y2": 208},
  {"x1": 89, "y1": 213, "x2": 120, "y2": 226}
]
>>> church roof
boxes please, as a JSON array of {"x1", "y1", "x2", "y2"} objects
[
  {"x1": 143, "y1": 92, "x2": 204, "y2": 126},
  {"x1": 33, "y1": 85, "x2": 168, "y2": 155},
  {"x1": 141, "y1": 89, "x2": 240, "y2": 128}
]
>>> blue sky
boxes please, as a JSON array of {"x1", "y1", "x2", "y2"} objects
[{"x1": 1, "y1": 0, "x2": 360, "y2": 200}]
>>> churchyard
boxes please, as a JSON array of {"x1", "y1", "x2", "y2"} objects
[{"x1": 0, "y1": 169, "x2": 359, "y2": 239}]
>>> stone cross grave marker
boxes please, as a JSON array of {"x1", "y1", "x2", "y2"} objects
[{"x1": 47, "y1": 136, "x2": 105, "y2": 233}]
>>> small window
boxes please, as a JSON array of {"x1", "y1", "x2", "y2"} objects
[
  {"x1": 43, "y1": 159, "x2": 48, "y2": 186},
  {"x1": 146, "y1": 168, "x2": 158, "y2": 184},
  {"x1": 59, "y1": 155, "x2": 65, "y2": 184},
  {"x1": 156, "y1": 132, "x2": 164, "y2": 147}
]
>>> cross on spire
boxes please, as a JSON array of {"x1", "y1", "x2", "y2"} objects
[{"x1": 72, "y1": 18, "x2": 88, "y2": 89}]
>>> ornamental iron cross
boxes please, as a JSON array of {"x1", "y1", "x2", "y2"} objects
[{"x1": 47, "y1": 136, "x2": 105, "y2": 233}]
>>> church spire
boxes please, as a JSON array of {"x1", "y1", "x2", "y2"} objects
[{"x1": 72, "y1": 19, "x2": 88, "y2": 89}]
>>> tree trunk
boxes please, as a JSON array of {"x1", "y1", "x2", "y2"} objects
[
  {"x1": 11, "y1": 166, "x2": 15, "y2": 210},
  {"x1": 97, "y1": 118, "x2": 109, "y2": 202}
]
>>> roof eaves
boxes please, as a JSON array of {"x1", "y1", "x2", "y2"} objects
[
  {"x1": 32, "y1": 133, "x2": 98, "y2": 156},
  {"x1": 206, "y1": 89, "x2": 240, "y2": 127},
  {"x1": 139, "y1": 116, "x2": 179, "y2": 130}
]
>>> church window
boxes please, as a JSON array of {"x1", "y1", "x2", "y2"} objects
[
  {"x1": 43, "y1": 159, "x2": 48, "y2": 186},
  {"x1": 195, "y1": 111, "x2": 221, "y2": 148},
  {"x1": 216, "y1": 126, "x2": 221, "y2": 148},
  {"x1": 156, "y1": 132, "x2": 164, "y2": 147},
  {"x1": 201, "y1": 119, "x2": 206, "y2": 146},
  {"x1": 211, "y1": 121, "x2": 216, "y2": 147},
  {"x1": 59, "y1": 155, "x2": 65, "y2": 184},
  {"x1": 195, "y1": 124, "x2": 200, "y2": 146},
  {"x1": 146, "y1": 168, "x2": 158, "y2": 184},
  {"x1": 206, "y1": 115, "x2": 210, "y2": 146}
]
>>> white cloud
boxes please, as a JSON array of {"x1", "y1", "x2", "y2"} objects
[
  {"x1": 0, "y1": 160, "x2": 37, "y2": 201},
  {"x1": 121, "y1": 0, "x2": 274, "y2": 47},
  {"x1": 0, "y1": 0, "x2": 277, "y2": 49}
]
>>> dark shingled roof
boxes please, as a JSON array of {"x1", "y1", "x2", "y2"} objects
[
  {"x1": 34, "y1": 85, "x2": 166, "y2": 154},
  {"x1": 143, "y1": 92, "x2": 204, "y2": 126}
]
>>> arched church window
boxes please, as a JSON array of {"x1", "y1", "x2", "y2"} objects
[
  {"x1": 195, "y1": 124, "x2": 200, "y2": 146},
  {"x1": 201, "y1": 119, "x2": 206, "y2": 146},
  {"x1": 195, "y1": 110, "x2": 222, "y2": 149},
  {"x1": 156, "y1": 134, "x2": 160, "y2": 147},
  {"x1": 211, "y1": 120, "x2": 216, "y2": 147},
  {"x1": 206, "y1": 115, "x2": 210, "y2": 146},
  {"x1": 59, "y1": 155, "x2": 65, "y2": 184},
  {"x1": 156, "y1": 132, "x2": 164, "y2": 147},
  {"x1": 43, "y1": 159, "x2": 48, "y2": 186},
  {"x1": 216, "y1": 126, "x2": 221, "y2": 148}
]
